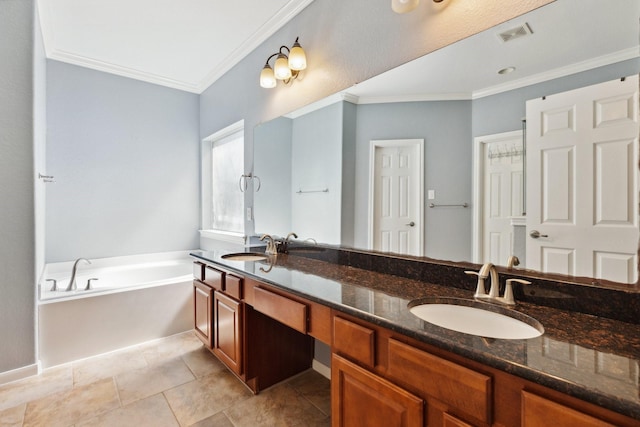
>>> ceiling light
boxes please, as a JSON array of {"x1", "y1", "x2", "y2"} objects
[
  {"x1": 392, "y1": 0, "x2": 443, "y2": 14},
  {"x1": 498, "y1": 67, "x2": 516, "y2": 75},
  {"x1": 260, "y1": 37, "x2": 307, "y2": 89}
]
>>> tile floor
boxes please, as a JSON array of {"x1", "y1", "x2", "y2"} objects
[{"x1": 0, "y1": 332, "x2": 331, "y2": 427}]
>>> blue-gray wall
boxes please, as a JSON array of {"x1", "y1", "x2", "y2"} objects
[
  {"x1": 353, "y1": 100, "x2": 473, "y2": 261},
  {"x1": 254, "y1": 117, "x2": 293, "y2": 237},
  {"x1": 0, "y1": 0, "x2": 36, "y2": 374},
  {"x1": 46, "y1": 61, "x2": 200, "y2": 262}
]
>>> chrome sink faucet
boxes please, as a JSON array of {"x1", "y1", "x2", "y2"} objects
[
  {"x1": 260, "y1": 234, "x2": 278, "y2": 256},
  {"x1": 66, "y1": 258, "x2": 91, "y2": 291},
  {"x1": 465, "y1": 262, "x2": 530, "y2": 305}
]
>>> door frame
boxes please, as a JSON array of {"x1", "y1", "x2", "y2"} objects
[
  {"x1": 368, "y1": 139, "x2": 425, "y2": 256},
  {"x1": 471, "y1": 130, "x2": 523, "y2": 264}
]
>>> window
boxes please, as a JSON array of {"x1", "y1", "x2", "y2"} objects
[
  {"x1": 211, "y1": 131, "x2": 244, "y2": 232},
  {"x1": 201, "y1": 120, "x2": 245, "y2": 242}
]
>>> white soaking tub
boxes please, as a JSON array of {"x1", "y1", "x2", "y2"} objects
[{"x1": 38, "y1": 251, "x2": 195, "y2": 368}]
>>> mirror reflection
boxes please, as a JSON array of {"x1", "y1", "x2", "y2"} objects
[{"x1": 254, "y1": 0, "x2": 640, "y2": 284}]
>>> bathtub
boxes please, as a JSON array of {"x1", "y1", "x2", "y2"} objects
[{"x1": 38, "y1": 251, "x2": 195, "y2": 368}]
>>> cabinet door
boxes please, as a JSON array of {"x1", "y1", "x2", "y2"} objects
[
  {"x1": 193, "y1": 281, "x2": 213, "y2": 348},
  {"x1": 332, "y1": 354, "x2": 423, "y2": 427},
  {"x1": 214, "y1": 291, "x2": 243, "y2": 376},
  {"x1": 522, "y1": 391, "x2": 616, "y2": 427}
]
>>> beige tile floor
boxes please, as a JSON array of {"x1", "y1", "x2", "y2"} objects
[{"x1": 0, "y1": 332, "x2": 331, "y2": 427}]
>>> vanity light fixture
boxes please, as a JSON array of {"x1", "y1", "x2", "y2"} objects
[
  {"x1": 260, "y1": 37, "x2": 307, "y2": 89},
  {"x1": 392, "y1": 0, "x2": 443, "y2": 14}
]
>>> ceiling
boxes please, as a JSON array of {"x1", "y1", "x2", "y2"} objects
[
  {"x1": 347, "y1": 0, "x2": 640, "y2": 102},
  {"x1": 37, "y1": 0, "x2": 314, "y2": 93}
]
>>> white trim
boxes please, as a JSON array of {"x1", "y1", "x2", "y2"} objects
[
  {"x1": 284, "y1": 92, "x2": 356, "y2": 119},
  {"x1": 312, "y1": 359, "x2": 331, "y2": 380},
  {"x1": 199, "y1": 230, "x2": 247, "y2": 245},
  {"x1": 0, "y1": 363, "x2": 40, "y2": 386},
  {"x1": 355, "y1": 92, "x2": 471, "y2": 104},
  {"x1": 472, "y1": 130, "x2": 523, "y2": 264},
  {"x1": 368, "y1": 139, "x2": 424, "y2": 256},
  {"x1": 472, "y1": 48, "x2": 639, "y2": 100}
]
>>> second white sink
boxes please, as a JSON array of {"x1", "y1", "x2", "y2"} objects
[
  {"x1": 409, "y1": 297, "x2": 544, "y2": 340},
  {"x1": 221, "y1": 252, "x2": 269, "y2": 261}
]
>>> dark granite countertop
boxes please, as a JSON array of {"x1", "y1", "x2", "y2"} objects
[{"x1": 190, "y1": 248, "x2": 640, "y2": 421}]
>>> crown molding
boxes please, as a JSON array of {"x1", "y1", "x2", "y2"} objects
[
  {"x1": 354, "y1": 92, "x2": 472, "y2": 104},
  {"x1": 48, "y1": 49, "x2": 201, "y2": 93},
  {"x1": 472, "y1": 48, "x2": 640, "y2": 99}
]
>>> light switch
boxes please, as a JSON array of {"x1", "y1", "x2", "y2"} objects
[{"x1": 428, "y1": 190, "x2": 435, "y2": 200}]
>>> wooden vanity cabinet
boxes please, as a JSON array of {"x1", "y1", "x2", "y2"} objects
[{"x1": 330, "y1": 312, "x2": 638, "y2": 427}]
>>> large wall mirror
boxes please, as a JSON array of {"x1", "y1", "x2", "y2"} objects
[{"x1": 254, "y1": 0, "x2": 640, "y2": 285}]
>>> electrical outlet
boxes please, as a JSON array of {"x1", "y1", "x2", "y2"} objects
[{"x1": 246, "y1": 207, "x2": 252, "y2": 221}]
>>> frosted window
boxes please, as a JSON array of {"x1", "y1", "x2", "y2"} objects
[{"x1": 211, "y1": 132, "x2": 244, "y2": 232}]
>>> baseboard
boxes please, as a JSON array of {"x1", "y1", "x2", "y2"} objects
[
  {"x1": 312, "y1": 359, "x2": 331, "y2": 380},
  {"x1": 0, "y1": 362, "x2": 40, "y2": 386}
]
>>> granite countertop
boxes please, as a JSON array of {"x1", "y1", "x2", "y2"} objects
[{"x1": 190, "y1": 248, "x2": 640, "y2": 421}]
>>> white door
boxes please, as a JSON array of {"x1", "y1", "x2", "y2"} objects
[
  {"x1": 482, "y1": 133, "x2": 524, "y2": 265},
  {"x1": 526, "y1": 75, "x2": 639, "y2": 284},
  {"x1": 369, "y1": 139, "x2": 424, "y2": 256}
]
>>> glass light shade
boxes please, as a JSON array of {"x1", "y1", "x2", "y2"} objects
[
  {"x1": 274, "y1": 53, "x2": 292, "y2": 80},
  {"x1": 392, "y1": 0, "x2": 419, "y2": 13},
  {"x1": 288, "y1": 42, "x2": 307, "y2": 71},
  {"x1": 260, "y1": 64, "x2": 276, "y2": 88}
]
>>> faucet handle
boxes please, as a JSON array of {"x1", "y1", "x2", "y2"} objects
[
  {"x1": 46, "y1": 279, "x2": 58, "y2": 292},
  {"x1": 85, "y1": 278, "x2": 99, "y2": 291},
  {"x1": 465, "y1": 271, "x2": 487, "y2": 297},
  {"x1": 504, "y1": 278, "x2": 531, "y2": 305}
]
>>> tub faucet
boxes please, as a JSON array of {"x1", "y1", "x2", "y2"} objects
[{"x1": 66, "y1": 258, "x2": 91, "y2": 291}]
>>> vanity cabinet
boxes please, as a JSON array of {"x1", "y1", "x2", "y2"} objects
[
  {"x1": 330, "y1": 312, "x2": 638, "y2": 427},
  {"x1": 192, "y1": 261, "x2": 317, "y2": 393}
]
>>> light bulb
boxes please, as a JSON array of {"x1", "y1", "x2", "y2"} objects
[
  {"x1": 260, "y1": 64, "x2": 276, "y2": 88},
  {"x1": 392, "y1": 0, "x2": 419, "y2": 13},
  {"x1": 274, "y1": 53, "x2": 292, "y2": 80}
]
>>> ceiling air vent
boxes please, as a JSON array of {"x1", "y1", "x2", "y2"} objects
[{"x1": 497, "y1": 23, "x2": 533, "y2": 43}]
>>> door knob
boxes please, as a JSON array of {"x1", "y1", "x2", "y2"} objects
[
  {"x1": 529, "y1": 230, "x2": 548, "y2": 239},
  {"x1": 406, "y1": 221, "x2": 415, "y2": 227}
]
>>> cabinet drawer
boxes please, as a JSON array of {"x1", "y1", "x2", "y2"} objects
[
  {"x1": 253, "y1": 287, "x2": 307, "y2": 333},
  {"x1": 333, "y1": 316, "x2": 375, "y2": 368},
  {"x1": 193, "y1": 262, "x2": 205, "y2": 281},
  {"x1": 203, "y1": 266, "x2": 224, "y2": 291},
  {"x1": 387, "y1": 338, "x2": 492, "y2": 424},
  {"x1": 225, "y1": 274, "x2": 243, "y2": 300},
  {"x1": 521, "y1": 391, "x2": 616, "y2": 427}
]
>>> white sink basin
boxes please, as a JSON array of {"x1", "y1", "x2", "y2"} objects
[
  {"x1": 409, "y1": 297, "x2": 544, "y2": 340},
  {"x1": 221, "y1": 252, "x2": 269, "y2": 261}
]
